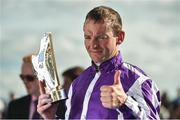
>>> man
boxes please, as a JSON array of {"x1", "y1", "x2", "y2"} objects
[
  {"x1": 6, "y1": 55, "x2": 41, "y2": 119},
  {"x1": 37, "y1": 6, "x2": 161, "y2": 119}
]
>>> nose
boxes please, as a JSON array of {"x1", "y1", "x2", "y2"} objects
[
  {"x1": 23, "y1": 80, "x2": 29, "y2": 84},
  {"x1": 93, "y1": 44, "x2": 98, "y2": 48},
  {"x1": 91, "y1": 38, "x2": 99, "y2": 49}
]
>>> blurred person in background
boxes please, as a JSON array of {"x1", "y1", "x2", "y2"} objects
[
  {"x1": 37, "y1": 6, "x2": 161, "y2": 119},
  {"x1": 55, "y1": 66, "x2": 84, "y2": 119},
  {"x1": 6, "y1": 55, "x2": 41, "y2": 119},
  {"x1": 62, "y1": 66, "x2": 84, "y2": 93},
  {"x1": 169, "y1": 88, "x2": 180, "y2": 119},
  {"x1": 160, "y1": 92, "x2": 170, "y2": 119}
]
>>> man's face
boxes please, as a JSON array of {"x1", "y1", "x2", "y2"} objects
[
  {"x1": 21, "y1": 62, "x2": 39, "y2": 96},
  {"x1": 84, "y1": 19, "x2": 119, "y2": 63}
]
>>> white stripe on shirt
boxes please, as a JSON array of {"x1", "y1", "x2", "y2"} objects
[
  {"x1": 123, "y1": 63, "x2": 150, "y2": 119},
  {"x1": 80, "y1": 71, "x2": 101, "y2": 119},
  {"x1": 65, "y1": 85, "x2": 73, "y2": 119}
]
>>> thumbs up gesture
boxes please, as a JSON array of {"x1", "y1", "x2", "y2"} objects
[{"x1": 100, "y1": 70, "x2": 128, "y2": 109}]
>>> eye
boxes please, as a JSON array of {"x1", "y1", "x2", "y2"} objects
[
  {"x1": 98, "y1": 35, "x2": 109, "y2": 40},
  {"x1": 84, "y1": 35, "x2": 91, "y2": 40}
]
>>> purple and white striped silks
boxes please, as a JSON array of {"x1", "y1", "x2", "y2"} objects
[{"x1": 65, "y1": 52, "x2": 160, "y2": 119}]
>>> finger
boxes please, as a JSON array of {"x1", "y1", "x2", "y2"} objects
[
  {"x1": 102, "y1": 102, "x2": 112, "y2": 108},
  {"x1": 39, "y1": 80, "x2": 46, "y2": 94},
  {"x1": 112, "y1": 101, "x2": 120, "y2": 108},
  {"x1": 113, "y1": 70, "x2": 121, "y2": 85},
  {"x1": 100, "y1": 85, "x2": 112, "y2": 92},
  {"x1": 100, "y1": 96, "x2": 112, "y2": 103},
  {"x1": 38, "y1": 94, "x2": 52, "y2": 106},
  {"x1": 100, "y1": 91, "x2": 111, "y2": 97},
  {"x1": 111, "y1": 92, "x2": 118, "y2": 100},
  {"x1": 38, "y1": 94, "x2": 51, "y2": 105},
  {"x1": 37, "y1": 103, "x2": 52, "y2": 114},
  {"x1": 111, "y1": 92, "x2": 121, "y2": 107},
  {"x1": 102, "y1": 102, "x2": 111, "y2": 108},
  {"x1": 111, "y1": 93, "x2": 120, "y2": 103},
  {"x1": 38, "y1": 98, "x2": 52, "y2": 107},
  {"x1": 102, "y1": 101, "x2": 119, "y2": 109},
  {"x1": 39, "y1": 94, "x2": 51, "y2": 100},
  {"x1": 102, "y1": 100, "x2": 120, "y2": 109}
]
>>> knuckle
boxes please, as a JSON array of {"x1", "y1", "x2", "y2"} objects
[
  {"x1": 100, "y1": 97, "x2": 103, "y2": 102},
  {"x1": 111, "y1": 92, "x2": 115, "y2": 97},
  {"x1": 37, "y1": 107, "x2": 43, "y2": 114},
  {"x1": 112, "y1": 103, "x2": 117, "y2": 108},
  {"x1": 100, "y1": 92, "x2": 104, "y2": 97},
  {"x1": 39, "y1": 95, "x2": 44, "y2": 99},
  {"x1": 102, "y1": 102, "x2": 106, "y2": 107},
  {"x1": 100, "y1": 85, "x2": 106, "y2": 91}
]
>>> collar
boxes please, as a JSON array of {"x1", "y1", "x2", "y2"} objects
[{"x1": 91, "y1": 51, "x2": 123, "y2": 73}]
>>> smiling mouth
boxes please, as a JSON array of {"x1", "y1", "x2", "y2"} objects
[
  {"x1": 91, "y1": 51, "x2": 102, "y2": 56},
  {"x1": 90, "y1": 51, "x2": 103, "y2": 57},
  {"x1": 90, "y1": 49, "x2": 102, "y2": 53},
  {"x1": 92, "y1": 51, "x2": 101, "y2": 53}
]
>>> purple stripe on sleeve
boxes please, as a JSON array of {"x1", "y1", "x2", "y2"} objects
[
  {"x1": 156, "y1": 91, "x2": 161, "y2": 102},
  {"x1": 121, "y1": 64, "x2": 140, "y2": 92},
  {"x1": 141, "y1": 80, "x2": 158, "y2": 119},
  {"x1": 156, "y1": 91, "x2": 161, "y2": 113},
  {"x1": 118, "y1": 103, "x2": 138, "y2": 119}
]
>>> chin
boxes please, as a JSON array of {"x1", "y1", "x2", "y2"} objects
[
  {"x1": 92, "y1": 59, "x2": 102, "y2": 64},
  {"x1": 91, "y1": 56, "x2": 102, "y2": 62}
]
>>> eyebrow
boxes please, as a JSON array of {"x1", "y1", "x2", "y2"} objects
[{"x1": 84, "y1": 29, "x2": 93, "y2": 35}]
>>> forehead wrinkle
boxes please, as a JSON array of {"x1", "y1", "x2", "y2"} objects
[{"x1": 84, "y1": 20, "x2": 112, "y2": 35}]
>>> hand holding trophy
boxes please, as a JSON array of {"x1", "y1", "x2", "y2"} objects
[{"x1": 32, "y1": 32, "x2": 67, "y2": 102}]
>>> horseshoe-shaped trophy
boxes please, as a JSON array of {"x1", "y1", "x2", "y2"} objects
[{"x1": 32, "y1": 32, "x2": 67, "y2": 102}]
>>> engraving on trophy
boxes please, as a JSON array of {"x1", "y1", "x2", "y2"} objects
[
  {"x1": 32, "y1": 32, "x2": 67, "y2": 102},
  {"x1": 45, "y1": 44, "x2": 55, "y2": 85}
]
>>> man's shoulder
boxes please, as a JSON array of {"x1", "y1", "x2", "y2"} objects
[
  {"x1": 9, "y1": 95, "x2": 31, "y2": 105},
  {"x1": 7, "y1": 95, "x2": 31, "y2": 118},
  {"x1": 121, "y1": 62, "x2": 148, "y2": 77}
]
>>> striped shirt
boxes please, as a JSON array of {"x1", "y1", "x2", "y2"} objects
[{"x1": 65, "y1": 52, "x2": 161, "y2": 119}]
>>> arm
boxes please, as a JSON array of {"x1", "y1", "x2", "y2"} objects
[
  {"x1": 100, "y1": 70, "x2": 160, "y2": 119},
  {"x1": 119, "y1": 79, "x2": 160, "y2": 119}
]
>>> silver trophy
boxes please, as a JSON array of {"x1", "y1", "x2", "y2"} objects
[{"x1": 32, "y1": 32, "x2": 67, "y2": 102}]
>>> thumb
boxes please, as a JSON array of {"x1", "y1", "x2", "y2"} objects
[
  {"x1": 39, "y1": 80, "x2": 46, "y2": 94},
  {"x1": 113, "y1": 70, "x2": 121, "y2": 85}
]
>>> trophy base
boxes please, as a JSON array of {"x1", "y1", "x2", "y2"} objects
[{"x1": 49, "y1": 89, "x2": 67, "y2": 102}]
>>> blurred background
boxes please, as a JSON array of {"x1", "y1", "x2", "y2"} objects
[{"x1": 0, "y1": 0, "x2": 180, "y2": 118}]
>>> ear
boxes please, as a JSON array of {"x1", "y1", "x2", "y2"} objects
[{"x1": 116, "y1": 31, "x2": 125, "y2": 45}]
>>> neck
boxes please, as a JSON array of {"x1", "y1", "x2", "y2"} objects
[
  {"x1": 95, "y1": 62, "x2": 100, "y2": 66},
  {"x1": 31, "y1": 95, "x2": 38, "y2": 101},
  {"x1": 31, "y1": 92, "x2": 40, "y2": 100}
]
